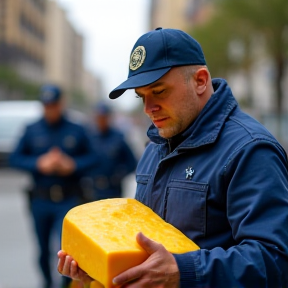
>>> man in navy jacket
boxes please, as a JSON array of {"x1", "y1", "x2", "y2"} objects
[
  {"x1": 58, "y1": 28, "x2": 288, "y2": 287},
  {"x1": 81, "y1": 101, "x2": 137, "y2": 201},
  {"x1": 10, "y1": 84, "x2": 97, "y2": 288}
]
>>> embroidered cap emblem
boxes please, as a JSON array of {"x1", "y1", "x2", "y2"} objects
[
  {"x1": 129, "y1": 46, "x2": 146, "y2": 71},
  {"x1": 186, "y1": 167, "x2": 194, "y2": 180}
]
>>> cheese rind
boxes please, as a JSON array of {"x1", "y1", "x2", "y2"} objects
[{"x1": 62, "y1": 198, "x2": 199, "y2": 288}]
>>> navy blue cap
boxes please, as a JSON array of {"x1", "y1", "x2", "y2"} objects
[
  {"x1": 109, "y1": 27, "x2": 206, "y2": 99},
  {"x1": 94, "y1": 101, "x2": 112, "y2": 115},
  {"x1": 39, "y1": 84, "x2": 62, "y2": 104}
]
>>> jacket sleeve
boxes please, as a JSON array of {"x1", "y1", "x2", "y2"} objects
[
  {"x1": 106, "y1": 137, "x2": 138, "y2": 187},
  {"x1": 9, "y1": 127, "x2": 39, "y2": 172},
  {"x1": 117, "y1": 139, "x2": 138, "y2": 176},
  {"x1": 173, "y1": 140, "x2": 288, "y2": 287},
  {"x1": 72, "y1": 127, "x2": 102, "y2": 173}
]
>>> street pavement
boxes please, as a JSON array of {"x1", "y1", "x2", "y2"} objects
[
  {"x1": 0, "y1": 168, "x2": 136, "y2": 288},
  {"x1": 0, "y1": 168, "x2": 41, "y2": 288}
]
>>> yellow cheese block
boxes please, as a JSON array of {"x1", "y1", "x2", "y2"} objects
[{"x1": 62, "y1": 198, "x2": 199, "y2": 288}]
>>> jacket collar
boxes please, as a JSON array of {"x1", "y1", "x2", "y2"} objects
[
  {"x1": 147, "y1": 78, "x2": 238, "y2": 149},
  {"x1": 42, "y1": 114, "x2": 65, "y2": 128}
]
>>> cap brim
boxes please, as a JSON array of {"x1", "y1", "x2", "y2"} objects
[
  {"x1": 109, "y1": 67, "x2": 171, "y2": 99},
  {"x1": 40, "y1": 98, "x2": 61, "y2": 105},
  {"x1": 40, "y1": 100, "x2": 53, "y2": 105}
]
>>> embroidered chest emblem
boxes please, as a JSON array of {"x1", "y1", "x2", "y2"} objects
[
  {"x1": 63, "y1": 135, "x2": 76, "y2": 148},
  {"x1": 185, "y1": 167, "x2": 195, "y2": 180}
]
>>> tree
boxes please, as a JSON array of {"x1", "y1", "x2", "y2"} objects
[
  {"x1": 0, "y1": 65, "x2": 40, "y2": 100},
  {"x1": 190, "y1": 0, "x2": 288, "y2": 140}
]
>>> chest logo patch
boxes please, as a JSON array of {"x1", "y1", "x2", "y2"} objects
[
  {"x1": 63, "y1": 135, "x2": 76, "y2": 148},
  {"x1": 185, "y1": 167, "x2": 194, "y2": 180}
]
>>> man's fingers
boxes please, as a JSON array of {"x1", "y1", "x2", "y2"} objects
[
  {"x1": 70, "y1": 260, "x2": 80, "y2": 279},
  {"x1": 57, "y1": 250, "x2": 67, "y2": 258},
  {"x1": 113, "y1": 233, "x2": 165, "y2": 285},
  {"x1": 57, "y1": 250, "x2": 67, "y2": 274},
  {"x1": 136, "y1": 232, "x2": 163, "y2": 255},
  {"x1": 57, "y1": 258, "x2": 64, "y2": 275},
  {"x1": 113, "y1": 265, "x2": 143, "y2": 285},
  {"x1": 61, "y1": 255, "x2": 73, "y2": 276}
]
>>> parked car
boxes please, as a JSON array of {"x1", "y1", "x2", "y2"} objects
[{"x1": 0, "y1": 100, "x2": 88, "y2": 167}]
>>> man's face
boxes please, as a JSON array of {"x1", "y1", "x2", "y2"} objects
[
  {"x1": 95, "y1": 114, "x2": 110, "y2": 132},
  {"x1": 43, "y1": 100, "x2": 64, "y2": 124},
  {"x1": 135, "y1": 67, "x2": 201, "y2": 139}
]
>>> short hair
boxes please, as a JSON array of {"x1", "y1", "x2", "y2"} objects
[{"x1": 179, "y1": 65, "x2": 207, "y2": 83}]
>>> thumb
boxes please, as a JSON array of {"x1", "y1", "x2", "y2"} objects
[{"x1": 136, "y1": 232, "x2": 162, "y2": 255}]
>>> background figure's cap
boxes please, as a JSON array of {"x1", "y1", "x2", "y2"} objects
[
  {"x1": 39, "y1": 84, "x2": 62, "y2": 104},
  {"x1": 94, "y1": 101, "x2": 112, "y2": 115},
  {"x1": 109, "y1": 27, "x2": 206, "y2": 99}
]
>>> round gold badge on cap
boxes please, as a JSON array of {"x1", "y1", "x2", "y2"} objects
[{"x1": 129, "y1": 46, "x2": 146, "y2": 71}]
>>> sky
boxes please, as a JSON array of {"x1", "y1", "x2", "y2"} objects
[{"x1": 55, "y1": 0, "x2": 150, "y2": 111}]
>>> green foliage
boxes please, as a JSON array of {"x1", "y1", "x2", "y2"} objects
[
  {"x1": 70, "y1": 88, "x2": 88, "y2": 108},
  {"x1": 0, "y1": 65, "x2": 40, "y2": 99},
  {"x1": 190, "y1": 0, "x2": 288, "y2": 112},
  {"x1": 217, "y1": 0, "x2": 288, "y2": 57},
  {"x1": 190, "y1": 14, "x2": 240, "y2": 78}
]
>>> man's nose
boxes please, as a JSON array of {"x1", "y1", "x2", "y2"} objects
[{"x1": 144, "y1": 98, "x2": 160, "y2": 115}]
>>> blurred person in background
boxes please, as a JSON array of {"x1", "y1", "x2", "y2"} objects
[
  {"x1": 9, "y1": 84, "x2": 97, "y2": 288},
  {"x1": 81, "y1": 101, "x2": 137, "y2": 202}
]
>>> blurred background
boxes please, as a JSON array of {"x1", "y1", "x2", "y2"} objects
[{"x1": 0, "y1": 0, "x2": 287, "y2": 287}]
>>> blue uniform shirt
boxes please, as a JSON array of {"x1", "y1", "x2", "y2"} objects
[
  {"x1": 84, "y1": 127, "x2": 137, "y2": 200},
  {"x1": 10, "y1": 114, "x2": 97, "y2": 190}
]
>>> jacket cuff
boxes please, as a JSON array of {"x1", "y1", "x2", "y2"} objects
[{"x1": 173, "y1": 250, "x2": 201, "y2": 287}]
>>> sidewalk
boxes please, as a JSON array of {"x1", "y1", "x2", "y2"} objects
[
  {"x1": 0, "y1": 169, "x2": 41, "y2": 288},
  {"x1": 0, "y1": 169, "x2": 136, "y2": 288}
]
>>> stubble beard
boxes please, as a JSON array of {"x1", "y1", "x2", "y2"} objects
[
  {"x1": 157, "y1": 100, "x2": 199, "y2": 139},
  {"x1": 158, "y1": 121, "x2": 183, "y2": 139}
]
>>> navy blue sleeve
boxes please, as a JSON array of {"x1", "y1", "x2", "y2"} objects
[
  {"x1": 9, "y1": 127, "x2": 39, "y2": 172},
  {"x1": 117, "y1": 138, "x2": 138, "y2": 176},
  {"x1": 72, "y1": 127, "x2": 102, "y2": 173},
  {"x1": 174, "y1": 140, "x2": 288, "y2": 287}
]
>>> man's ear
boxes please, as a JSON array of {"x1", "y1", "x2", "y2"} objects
[{"x1": 194, "y1": 68, "x2": 209, "y2": 95}]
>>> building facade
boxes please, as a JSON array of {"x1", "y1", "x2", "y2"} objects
[
  {"x1": 0, "y1": 0, "x2": 46, "y2": 83},
  {"x1": 0, "y1": 0, "x2": 102, "y2": 105},
  {"x1": 45, "y1": 0, "x2": 82, "y2": 94},
  {"x1": 150, "y1": 0, "x2": 213, "y2": 31}
]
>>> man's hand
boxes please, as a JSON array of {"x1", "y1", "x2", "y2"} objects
[
  {"x1": 57, "y1": 250, "x2": 93, "y2": 285},
  {"x1": 56, "y1": 152, "x2": 76, "y2": 176},
  {"x1": 36, "y1": 149, "x2": 59, "y2": 175},
  {"x1": 113, "y1": 232, "x2": 180, "y2": 288},
  {"x1": 37, "y1": 147, "x2": 76, "y2": 176}
]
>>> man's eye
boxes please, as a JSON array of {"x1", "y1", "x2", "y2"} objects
[
  {"x1": 135, "y1": 94, "x2": 141, "y2": 99},
  {"x1": 154, "y1": 90, "x2": 164, "y2": 95}
]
